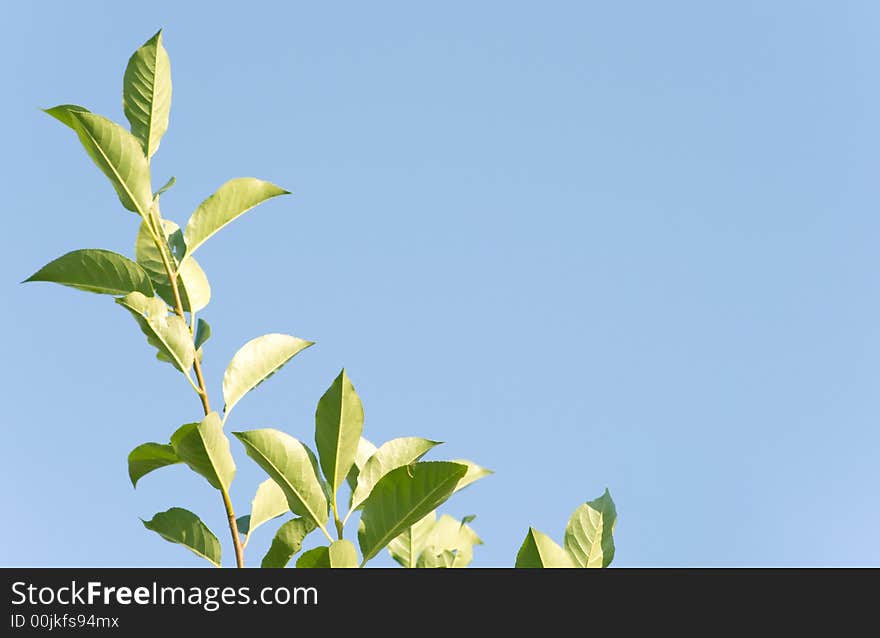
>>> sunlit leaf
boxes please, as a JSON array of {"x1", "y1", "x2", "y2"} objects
[
  {"x1": 328, "y1": 540, "x2": 359, "y2": 568},
  {"x1": 142, "y1": 507, "x2": 221, "y2": 567},
  {"x1": 233, "y1": 429, "x2": 329, "y2": 534},
  {"x1": 515, "y1": 528, "x2": 575, "y2": 568},
  {"x1": 135, "y1": 219, "x2": 211, "y2": 312},
  {"x1": 295, "y1": 546, "x2": 330, "y2": 568},
  {"x1": 222, "y1": 334, "x2": 313, "y2": 415},
  {"x1": 45, "y1": 105, "x2": 152, "y2": 215},
  {"x1": 349, "y1": 437, "x2": 440, "y2": 513},
  {"x1": 128, "y1": 442, "x2": 179, "y2": 487},
  {"x1": 24, "y1": 249, "x2": 153, "y2": 296},
  {"x1": 314, "y1": 369, "x2": 364, "y2": 507},
  {"x1": 183, "y1": 178, "x2": 289, "y2": 259},
  {"x1": 345, "y1": 437, "x2": 377, "y2": 493},
  {"x1": 170, "y1": 412, "x2": 235, "y2": 491},
  {"x1": 564, "y1": 489, "x2": 617, "y2": 568},
  {"x1": 417, "y1": 549, "x2": 457, "y2": 568},
  {"x1": 240, "y1": 479, "x2": 289, "y2": 546},
  {"x1": 295, "y1": 540, "x2": 359, "y2": 569},
  {"x1": 358, "y1": 462, "x2": 467, "y2": 564},
  {"x1": 154, "y1": 176, "x2": 176, "y2": 197},
  {"x1": 261, "y1": 518, "x2": 315, "y2": 568},
  {"x1": 123, "y1": 30, "x2": 171, "y2": 159},
  {"x1": 387, "y1": 512, "x2": 436, "y2": 568},
  {"x1": 451, "y1": 459, "x2": 492, "y2": 493},
  {"x1": 116, "y1": 292, "x2": 194, "y2": 373},
  {"x1": 424, "y1": 514, "x2": 482, "y2": 568}
]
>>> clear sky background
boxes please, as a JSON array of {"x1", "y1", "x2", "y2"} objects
[{"x1": 2, "y1": 1, "x2": 878, "y2": 567}]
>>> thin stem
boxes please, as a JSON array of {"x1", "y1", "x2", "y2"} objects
[
  {"x1": 191, "y1": 356, "x2": 212, "y2": 414},
  {"x1": 150, "y1": 218, "x2": 212, "y2": 416},
  {"x1": 317, "y1": 525, "x2": 335, "y2": 543},
  {"x1": 148, "y1": 212, "x2": 244, "y2": 568},
  {"x1": 183, "y1": 372, "x2": 202, "y2": 395},
  {"x1": 333, "y1": 499, "x2": 344, "y2": 541},
  {"x1": 221, "y1": 486, "x2": 245, "y2": 569},
  {"x1": 151, "y1": 226, "x2": 185, "y2": 319}
]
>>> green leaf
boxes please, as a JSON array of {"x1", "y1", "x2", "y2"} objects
[
  {"x1": 261, "y1": 518, "x2": 316, "y2": 568},
  {"x1": 235, "y1": 515, "x2": 250, "y2": 537},
  {"x1": 294, "y1": 540, "x2": 358, "y2": 569},
  {"x1": 128, "y1": 442, "x2": 179, "y2": 487},
  {"x1": 452, "y1": 459, "x2": 492, "y2": 493},
  {"x1": 515, "y1": 528, "x2": 576, "y2": 568},
  {"x1": 388, "y1": 512, "x2": 481, "y2": 568},
  {"x1": 564, "y1": 488, "x2": 617, "y2": 568},
  {"x1": 167, "y1": 226, "x2": 186, "y2": 261},
  {"x1": 387, "y1": 512, "x2": 436, "y2": 568},
  {"x1": 183, "y1": 178, "x2": 289, "y2": 260},
  {"x1": 123, "y1": 30, "x2": 171, "y2": 159},
  {"x1": 116, "y1": 292, "x2": 195, "y2": 373},
  {"x1": 135, "y1": 219, "x2": 211, "y2": 312},
  {"x1": 345, "y1": 437, "x2": 377, "y2": 492},
  {"x1": 154, "y1": 176, "x2": 176, "y2": 198},
  {"x1": 423, "y1": 514, "x2": 482, "y2": 568},
  {"x1": 223, "y1": 334, "x2": 313, "y2": 415},
  {"x1": 295, "y1": 546, "x2": 330, "y2": 568},
  {"x1": 314, "y1": 369, "x2": 364, "y2": 507},
  {"x1": 194, "y1": 318, "x2": 211, "y2": 350},
  {"x1": 175, "y1": 257, "x2": 211, "y2": 313},
  {"x1": 349, "y1": 437, "x2": 440, "y2": 513},
  {"x1": 233, "y1": 429, "x2": 329, "y2": 535},
  {"x1": 24, "y1": 249, "x2": 154, "y2": 296},
  {"x1": 142, "y1": 507, "x2": 221, "y2": 567},
  {"x1": 45, "y1": 105, "x2": 152, "y2": 216},
  {"x1": 358, "y1": 461, "x2": 468, "y2": 564},
  {"x1": 417, "y1": 549, "x2": 457, "y2": 568},
  {"x1": 328, "y1": 540, "x2": 359, "y2": 568},
  {"x1": 44, "y1": 103, "x2": 89, "y2": 128},
  {"x1": 241, "y1": 479, "x2": 289, "y2": 546},
  {"x1": 170, "y1": 412, "x2": 236, "y2": 491}
]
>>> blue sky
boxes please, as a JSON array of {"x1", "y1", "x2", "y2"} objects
[{"x1": 2, "y1": 1, "x2": 879, "y2": 567}]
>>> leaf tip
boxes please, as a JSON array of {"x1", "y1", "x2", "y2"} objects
[
  {"x1": 140, "y1": 29, "x2": 164, "y2": 48},
  {"x1": 43, "y1": 104, "x2": 89, "y2": 128},
  {"x1": 42, "y1": 106, "x2": 65, "y2": 123}
]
